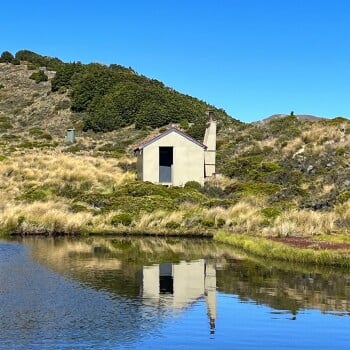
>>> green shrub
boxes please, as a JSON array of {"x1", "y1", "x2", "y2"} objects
[
  {"x1": 111, "y1": 213, "x2": 133, "y2": 226},
  {"x1": 184, "y1": 181, "x2": 201, "y2": 190},
  {"x1": 15, "y1": 49, "x2": 63, "y2": 70},
  {"x1": 201, "y1": 218, "x2": 215, "y2": 227},
  {"x1": 186, "y1": 122, "x2": 206, "y2": 140},
  {"x1": 0, "y1": 155, "x2": 6, "y2": 161},
  {"x1": 179, "y1": 118, "x2": 189, "y2": 129},
  {"x1": 260, "y1": 162, "x2": 281, "y2": 172},
  {"x1": 260, "y1": 207, "x2": 282, "y2": 220},
  {"x1": 237, "y1": 181, "x2": 281, "y2": 196},
  {"x1": 268, "y1": 115, "x2": 301, "y2": 138},
  {"x1": 0, "y1": 51, "x2": 14, "y2": 63},
  {"x1": 58, "y1": 86, "x2": 67, "y2": 94},
  {"x1": 335, "y1": 147, "x2": 346, "y2": 156},
  {"x1": 216, "y1": 217, "x2": 226, "y2": 227},
  {"x1": 337, "y1": 191, "x2": 350, "y2": 204},
  {"x1": 0, "y1": 84, "x2": 4, "y2": 90},
  {"x1": 12, "y1": 59, "x2": 20, "y2": 65},
  {"x1": 29, "y1": 70, "x2": 48, "y2": 83},
  {"x1": 29, "y1": 127, "x2": 52, "y2": 140},
  {"x1": 22, "y1": 187, "x2": 53, "y2": 201},
  {"x1": 55, "y1": 99, "x2": 70, "y2": 110},
  {"x1": 69, "y1": 203, "x2": 89, "y2": 213}
]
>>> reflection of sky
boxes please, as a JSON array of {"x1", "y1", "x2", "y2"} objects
[{"x1": 135, "y1": 293, "x2": 350, "y2": 350}]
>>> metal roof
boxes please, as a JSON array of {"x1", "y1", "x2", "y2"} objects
[{"x1": 134, "y1": 127, "x2": 207, "y2": 151}]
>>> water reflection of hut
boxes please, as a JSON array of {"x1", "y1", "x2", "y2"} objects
[{"x1": 141, "y1": 260, "x2": 217, "y2": 332}]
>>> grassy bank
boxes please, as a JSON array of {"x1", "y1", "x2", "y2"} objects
[
  {"x1": 1, "y1": 150, "x2": 350, "y2": 268},
  {"x1": 214, "y1": 231, "x2": 350, "y2": 267}
]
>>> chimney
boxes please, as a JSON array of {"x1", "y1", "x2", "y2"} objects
[{"x1": 203, "y1": 109, "x2": 216, "y2": 178}]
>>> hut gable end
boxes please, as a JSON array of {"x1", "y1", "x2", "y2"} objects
[
  {"x1": 134, "y1": 127, "x2": 206, "y2": 186},
  {"x1": 134, "y1": 128, "x2": 207, "y2": 152}
]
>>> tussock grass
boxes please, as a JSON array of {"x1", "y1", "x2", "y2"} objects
[
  {"x1": 265, "y1": 209, "x2": 337, "y2": 237},
  {"x1": 1, "y1": 149, "x2": 350, "y2": 268},
  {"x1": 0, "y1": 200, "x2": 94, "y2": 234},
  {"x1": 0, "y1": 151, "x2": 134, "y2": 201}
]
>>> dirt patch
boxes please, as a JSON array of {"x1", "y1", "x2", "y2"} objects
[{"x1": 269, "y1": 236, "x2": 350, "y2": 250}]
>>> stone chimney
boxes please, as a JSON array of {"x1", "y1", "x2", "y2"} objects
[{"x1": 203, "y1": 109, "x2": 216, "y2": 177}]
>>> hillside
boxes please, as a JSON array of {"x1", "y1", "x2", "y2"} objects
[
  {"x1": 258, "y1": 114, "x2": 326, "y2": 123},
  {"x1": 1, "y1": 50, "x2": 350, "y2": 264},
  {"x1": 0, "y1": 49, "x2": 240, "y2": 156}
]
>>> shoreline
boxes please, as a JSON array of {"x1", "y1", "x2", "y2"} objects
[{"x1": 2, "y1": 228, "x2": 350, "y2": 267}]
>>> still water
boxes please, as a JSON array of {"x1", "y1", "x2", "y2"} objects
[{"x1": 1, "y1": 236, "x2": 350, "y2": 349}]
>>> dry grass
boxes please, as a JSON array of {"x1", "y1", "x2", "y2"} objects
[
  {"x1": 1, "y1": 148, "x2": 350, "y2": 241},
  {"x1": 0, "y1": 150, "x2": 134, "y2": 201},
  {"x1": 0, "y1": 200, "x2": 93, "y2": 234},
  {"x1": 265, "y1": 210, "x2": 337, "y2": 237}
]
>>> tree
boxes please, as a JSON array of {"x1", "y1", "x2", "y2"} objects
[{"x1": 0, "y1": 51, "x2": 14, "y2": 63}]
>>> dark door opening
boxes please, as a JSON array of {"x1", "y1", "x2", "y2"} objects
[
  {"x1": 159, "y1": 147, "x2": 173, "y2": 183},
  {"x1": 159, "y1": 263, "x2": 174, "y2": 294}
]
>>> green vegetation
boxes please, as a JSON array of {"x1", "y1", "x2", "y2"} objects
[
  {"x1": 29, "y1": 70, "x2": 48, "y2": 83},
  {"x1": 29, "y1": 127, "x2": 52, "y2": 140},
  {"x1": 111, "y1": 213, "x2": 133, "y2": 226},
  {"x1": 15, "y1": 50, "x2": 63, "y2": 70},
  {"x1": 0, "y1": 51, "x2": 14, "y2": 63},
  {"x1": 49, "y1": 60, "x2": 237, "y2": 133},
  {"x1": 214, "y1": 232, "x2": 350, "y2": 267}
]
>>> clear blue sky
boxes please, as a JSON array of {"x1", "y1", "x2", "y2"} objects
[{"x1": 1, "y1": 0, "x2": 349, "y2": 122}]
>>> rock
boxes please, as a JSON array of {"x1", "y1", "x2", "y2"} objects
[{"x1": 307, "y1": 165, "x2": 314, "y2": 173}]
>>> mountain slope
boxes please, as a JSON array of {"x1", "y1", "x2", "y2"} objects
[{"x1": 1, "y1": 51, "x2": 350, "y2": 216}]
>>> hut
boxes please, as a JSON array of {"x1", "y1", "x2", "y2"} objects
[{"x1": 134, "y1": 111, "x2": 216, "y2": 186}]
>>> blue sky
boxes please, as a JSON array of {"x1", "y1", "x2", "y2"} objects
[{"x1": 1, "y1": 0, "x2": 349, "y2": 122}]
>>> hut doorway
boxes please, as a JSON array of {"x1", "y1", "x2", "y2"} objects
[{"x1": 159, "y1": 147, "x2": 173, "y2": 183}]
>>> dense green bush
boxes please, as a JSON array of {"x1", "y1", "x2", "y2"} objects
[
  {"x1": 0, "y1": 51, "x2": 14, "y2": 63},
  {"x1": 29, "y1": 70, "x2": 48, "y2": 83},
  {"x1": 48, "y1": 56, "x2": 235, "y2": 132},
  {"x1": 184, "y1": 181, "x2": 202, "y2": 190},
  {"x1": 111, "y1": 213, "x2": 133, "y2": 226},
  {"x1": 15, "y1": 50, "x2": 63, "y2": 70},
  {"x1": 51, "y1": 62, "x2": 84, "y2": 91}
]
